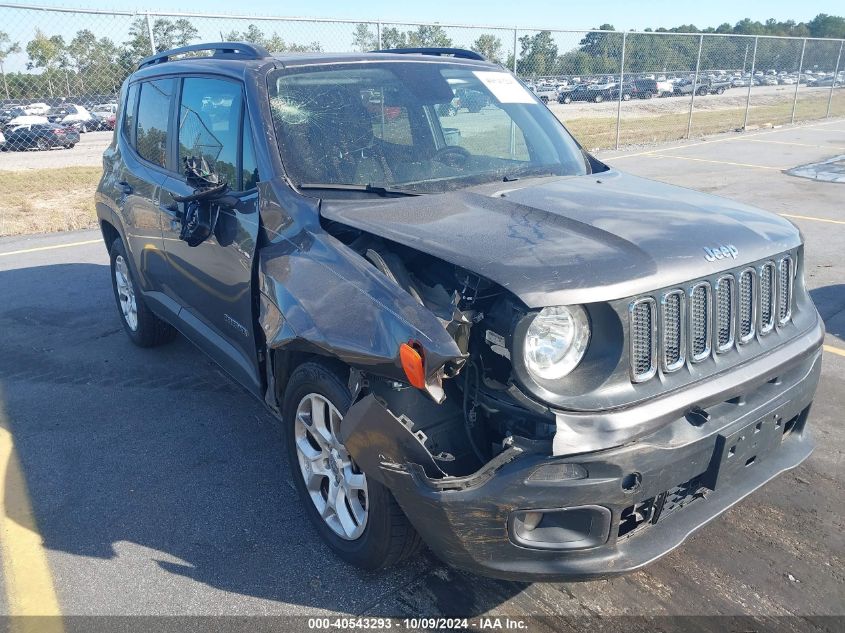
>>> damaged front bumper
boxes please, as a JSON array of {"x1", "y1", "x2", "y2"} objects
[{"x1": 341, "y1": 322, "x2": 823, "y2": 581}]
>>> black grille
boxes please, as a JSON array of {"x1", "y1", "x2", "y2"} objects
[
  {"x1": 778, "y1": 257, "x2": 793, "y2": 324},
  {"x1": 630, "y1": 299, "x2": 656, "y2": 381},
  {"x1": 738, "y1": 269, "x2": 755, "y2": 343},
  {"x1": 760, "y1": 262, "x2": 775, "y2": 333},
  {"x1": 715, "y1": 276, "x2": 734, "y2": 352},
  {"x1": 628, "y1": 252, "x2": 796, "y2": 381},
  {"x1": 662, "y1": 291, "x2": 684, "y2": 370},
  {"x1": 690, "y1": 283, "x2": 711, "y2": 360}
]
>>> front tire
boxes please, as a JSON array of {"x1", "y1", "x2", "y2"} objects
[
  {"x1": 109, "y1": 237, "x2": 177, "y2": 347},
  {"x1": 284, "y1": 361, "x2": 422, "y2": 570}
]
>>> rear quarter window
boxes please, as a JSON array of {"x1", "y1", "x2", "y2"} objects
[
  {"x1": 121, "y1": 83, "x2": 139, "y2": 144},
  {"x1": 136, "y1": 79, "x2": 175, "y2": 168}
]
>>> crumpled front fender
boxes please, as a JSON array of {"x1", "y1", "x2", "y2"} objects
[{"x1": 258, "y1": 228, "x2": 464, "y2": 385}]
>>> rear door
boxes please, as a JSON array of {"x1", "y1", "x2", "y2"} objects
[
  {"x1": 112, "y1": 78, "x2": 176, "y2": 308},
  {"x1": 158, "y1": 75, "x2": 262, "y2": 395}
]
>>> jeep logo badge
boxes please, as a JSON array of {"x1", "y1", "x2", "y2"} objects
[{"x1": 703, "y1": 244, "x2": 739, "y2": 262}]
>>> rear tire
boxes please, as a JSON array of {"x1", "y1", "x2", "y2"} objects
[
  {"x1": 109, "y1": 237, "x2": 177, "y2": 348},
  {"x1": 36, "y1": 138, "x2": 49, "y2": 151},
  {"x1": 622, "y1": 93, "x2": 631, "y2": 101},
  {"x1": 284, "y1": 361, "x2": 423, "y2": 570}
]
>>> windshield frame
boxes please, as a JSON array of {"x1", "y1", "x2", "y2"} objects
[{"x1": 265, "y1": 59, "x2": 591, "y2": 196}]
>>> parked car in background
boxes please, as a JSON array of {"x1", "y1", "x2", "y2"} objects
[
  {"x1": 809, "y1": 75, "x2": 843, "y2": 88},
  {"x1": 92, "y1": 102, "x2": 118, "y2": 114},
  {"x1": 631, "y1": 78, "x2": 673, "y2": 98},
  {"x1": 455, "y1": 87, "x2": 489, "y2": 112},
  {"x1": 611, "y1": 82, "x2": 635, "y2": 101},
  {"x1": 23, "y1": 102, "x2": 51, "y2": 115},
  {"x1": 559, "y1": 82, "x2": 634, "y2": 103},
  {"x1": 3, "y1": 122, "x2": 79, "y2": 150},
  {"x1": 1, "y1": 106, "x2": 27, "y2": 127},
  {"x1": 529, "y1": 84, "x2": 558, "y2": 103},
  {"x1": 46, "y1": 104, "x2": 95, "y2": 131},
  {"x1": 5, "y1": 113, "x2": 49, "y2": 128},
  {"x1": 673, "y1": 77, "x2": 730, "y2": 96},
  {"x1": 561, "y1": 83, "x2": 609, "y2": 103},
  {"x1": 92, "y1": 104, "x2": 119, "y2": 129}
]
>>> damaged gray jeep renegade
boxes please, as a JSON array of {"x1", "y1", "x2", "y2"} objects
[{"x1": 96, "y1": 43, "x2": 823, "y2": 581}]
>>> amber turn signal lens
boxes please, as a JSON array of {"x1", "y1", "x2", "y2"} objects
[{"x1": 400, "y1": 343, "x2": 426, "y2": 389}]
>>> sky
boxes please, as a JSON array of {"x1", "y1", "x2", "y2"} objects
[
  {"x1": 7, "y1": 0, "x2": 845, "y2": 30},
  {"x1": 2, "y1": 0, "x2": 842, "y2": 74}
]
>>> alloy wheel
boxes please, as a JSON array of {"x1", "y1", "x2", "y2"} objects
[
  {"x1": 114, "y1": 254, "x2": 138, "y2": 331},
  {"x1": 294, "y1": 393, "x2": 368, "y2": 540}
]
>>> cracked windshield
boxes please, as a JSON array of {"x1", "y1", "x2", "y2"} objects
[{"x1": 268, "y1": 63, "x2": 588, "y2": 194}]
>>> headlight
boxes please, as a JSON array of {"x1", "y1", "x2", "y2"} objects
[{"x1": 523, "y1": 305, "x2": 590, "y2": 380}]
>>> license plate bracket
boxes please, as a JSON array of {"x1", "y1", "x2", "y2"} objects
[{"x1": 702, "y1": 413, "x2": 784, "y2": 491}]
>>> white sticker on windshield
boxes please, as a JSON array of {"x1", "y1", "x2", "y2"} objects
[{"x1": 472, "y1": 71, "x2": 536, "y2": 104}]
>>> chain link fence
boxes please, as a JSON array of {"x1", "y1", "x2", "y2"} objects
[{"x1": 0, "y1": 2, "x2": 843, "y2": 152}]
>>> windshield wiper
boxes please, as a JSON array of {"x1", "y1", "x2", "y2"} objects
[
  {"x1": 499, "y1": 167, "x2": 560, "y2": 182},
  {"x1": 298, "y1": 183, "x2": 421, "y2": 197}
]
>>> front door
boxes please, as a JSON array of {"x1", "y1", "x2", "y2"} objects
[{"x1": 159, "y1": 76, "x2": 263, "y2": 395}]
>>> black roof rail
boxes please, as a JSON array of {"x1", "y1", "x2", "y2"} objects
[
  {"x1": 137, "y1": 42, "x2": 271, "y2": 70},
  {"x1": 372, "y1": 47, "x2": 487, "y2": 61}
]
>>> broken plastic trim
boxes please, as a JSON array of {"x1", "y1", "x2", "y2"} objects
[{"x1": 340, "y1": 393, "x2": 542, "y2": 492}]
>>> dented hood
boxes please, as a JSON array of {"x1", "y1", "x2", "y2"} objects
[{"x1": 320, "y1": 170, "x2": 801, "y2": 307}]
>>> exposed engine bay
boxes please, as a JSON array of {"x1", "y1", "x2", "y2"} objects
[{"x1": 324, "y1": 219, "x2": 556, "y2": 477}]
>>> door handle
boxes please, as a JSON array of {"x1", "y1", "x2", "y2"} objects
[{"x1": 117, "y1": 180, "x2": 132, "y2": 195}]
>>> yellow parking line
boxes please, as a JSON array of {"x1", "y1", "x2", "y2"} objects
[
  {"x1": 646, "y1": 154, "x2": 785, "y2": 170},
  {"x1": 824, "y1": 345, "x2": 845, "y2": 358},
  {"x1": 780, "y1": 213, "x2": 845, "y2": 225},
  {"x1": 0, "y1": 413, "x2": 64, "y2": 630},
  {"x1": 0, "y1": 239, "x2": 101, "y2": 258}
]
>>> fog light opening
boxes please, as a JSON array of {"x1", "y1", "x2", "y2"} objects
[{"x1": 621, "y1": 472, "x2": 641, "y2": 493}]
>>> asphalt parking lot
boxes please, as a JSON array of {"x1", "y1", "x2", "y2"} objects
[{"x1": 0, "y1": 119, "x2": 843, "y2": 630}]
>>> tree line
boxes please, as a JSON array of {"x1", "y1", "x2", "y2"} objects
[
  {"x1": 1, "y1": 14, "x2": 843, "y2": 101},
  {"x1": 0, "y1": 19, "x2": 323, "y2": 101}
]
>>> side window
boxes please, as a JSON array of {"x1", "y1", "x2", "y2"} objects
[
  {"x1": 136, "y1": 79, "x2": 174, "y2": 167},
  {"x1": 178, "y1": 77, "x2": 242, "y2": 188},
  {"x1": 241, "y1": 112, "x2": 259, "y2": 190},
  {"x1": 121, "y1": 83, "x2": 139, "y2": 145}
]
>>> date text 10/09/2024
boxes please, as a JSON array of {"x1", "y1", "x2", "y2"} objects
[{"x1": 307, "y1": 618, "x2": 529, "y2": 630}]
